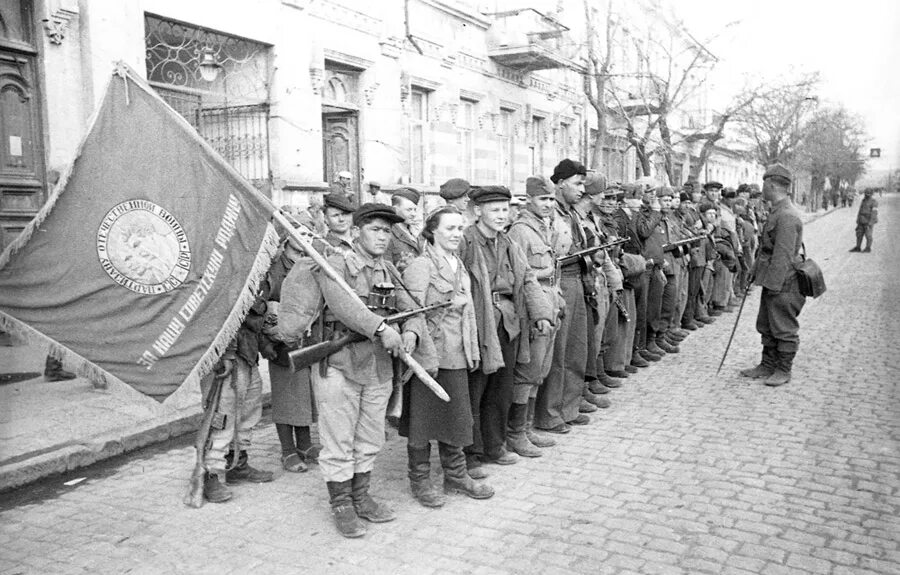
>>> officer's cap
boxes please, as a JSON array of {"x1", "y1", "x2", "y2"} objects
[
  {"x1": 703, "y1": 181, "x2": 724, "y2": 191},
  {"x1": 392, "y1": 187, "x2": 421, "y2": 205},
  {"x1": 525, "y1": 175, "x2": 554, "y2": 197},
  {"x1": 439, "y1": 178, "x2": 470, "y2": 200},
  {"x1": 323, "y1": 191, "x2": 357, "y2": 214},
  {"x1": 550, "y1": 158, "x2": 587, "y2": 184},
  {"x1": 353, "y1": 203, "x2": 404, "y2": 226},
  {"x1": 679, "y1": 191, "x2": 692, "y2": 202},
  {"x1": 763, "y1": 164, "x2": 792, "y2": 186},
  {"x1": 469, "y1": 185, "x2": 511, "y2": 205},
  {"x1": 722, "y1": 187, "x2": 737, "y2": 199}
]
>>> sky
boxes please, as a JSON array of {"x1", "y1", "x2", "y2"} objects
[{"x1": 670, "y1": 0, "x2": 900, "y2": 179}]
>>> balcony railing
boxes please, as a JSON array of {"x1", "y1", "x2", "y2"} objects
[{"x1": 485, "y1": 8, "x2": 577, "y2": 71}]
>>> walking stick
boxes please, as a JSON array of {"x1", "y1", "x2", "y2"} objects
[{"x1": 716, "y1": 285, "x2": 752, "y2": 375}]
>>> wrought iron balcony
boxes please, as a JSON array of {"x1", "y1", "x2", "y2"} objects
[{"x1": 485, "y1": 8, "x2": 577, "y2": 71}]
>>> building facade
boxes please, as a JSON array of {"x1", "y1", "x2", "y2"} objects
[{"x1": 1, "y1": 0, "x2": 766, "y2": 249}]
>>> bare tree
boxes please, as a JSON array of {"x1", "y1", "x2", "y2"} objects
[
  {"x1": 737, "y1": 73, "x2": 820, "y2": 166},
  {"x1": 581, "y1": 0, "x2": 618, "y2": 170},
  {"x1": 795, "y1": 105, "x2": 867, "y2": 207}
]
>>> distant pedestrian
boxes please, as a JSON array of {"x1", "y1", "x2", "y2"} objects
[
  {"x1": 850, "y1": 188, "x2": 878, "y2": 253},
  {"x1": 740, "y1": 164, "x2": 805, "y2": 387}
]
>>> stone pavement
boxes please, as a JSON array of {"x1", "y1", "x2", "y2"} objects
[{"x1": 1, "y1": 198, "x2": 898, "y2": 574}]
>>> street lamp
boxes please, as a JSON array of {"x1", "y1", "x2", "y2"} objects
[{"x1": 198, "y1": 46, "x2": 221, "y2": 82}]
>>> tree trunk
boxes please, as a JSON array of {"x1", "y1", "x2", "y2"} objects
[{"x1": 658, "y1": 114, "x2": 675, "y2": 185}]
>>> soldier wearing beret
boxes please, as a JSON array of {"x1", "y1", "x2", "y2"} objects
[
  {"x1": 850, "y1": 188, "x2": 878, "y2": 252},
  {"x1": 459, "y1": 185, "x2": 553, "y2": 474},
  {"x1": 277, "y1": 203, "x2": 406, "y2": 538},
  {"x1": 506, "y1": 176, "x2": 565, "y2": 455},
  {"x1": 740, "y1": 165, "x2": 805, "y2": 387},
  {"x1": 534, "y1": 159, "x2": 596, "y2": 434},
  {"x1": 322, "y1": 191, "x2": 357, "y2": 254},
  {"x1": 386, "y1": 187, "x2": 423, "y2": 272}
]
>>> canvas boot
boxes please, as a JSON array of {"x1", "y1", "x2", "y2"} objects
[
  {"x1": 407, "y1": 444, "x2": 446, "y2": 508},
  {"x1": 440, "y1": 443, "x2": 494, "y2": 499},
  {"x1": 739, "y1": 346, "x2": 777, "y2": 379},
  {"x1": 765, "y1": 351, "x2": 795, "y2": 387},
  {"x1": 225, "y1": 451, "x2": 274, "y2": 483},
  {"x1": 525, "y1": 397, "x2": 556, "y2": 448},
  {"x1": 351, "y1": 472, "x2": 396, "y2": 523},
  {"x1": 203, "y1": 472, "x2": 232, "y2": 503},
  {"x1": 326, "y1": 479, "x2": 366, "y2": 538},
  {"x1": 506, "y1": 402, "x2": 542, "y2": 457},
  {"x1": 465, "y1": 454, "x2": 488, "y2": 479}
]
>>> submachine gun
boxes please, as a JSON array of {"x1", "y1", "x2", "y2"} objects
[{"x1": 556, "y1": 237, "x2": 628, "y2": 267}]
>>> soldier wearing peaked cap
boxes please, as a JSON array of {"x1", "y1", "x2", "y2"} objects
[
  {"x1": 458, "y1": 184, "x2": 553, "y2": 475},
  {"x1": 277, "y1": 202, "x2": 408, "y2": 538},
  {"x1": 850, "y1": 187, "x2": 878, "y2": 252},
  {"x1": 440, "y1": 178, "x2": 471, "y2": 213},
  {"x1": 322, "y1": 191, "x2": 357, "y2": 254},
  {"x1": 386, "y1": 187, "x2": 423, "y2": 272},
  {"x1": 739, "y1": 164, "x2": 805, "y2": 387}
]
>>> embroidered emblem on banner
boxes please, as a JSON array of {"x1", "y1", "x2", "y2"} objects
[{"x1": 96, "y1": 200, "x2": 191, "y2": 294}]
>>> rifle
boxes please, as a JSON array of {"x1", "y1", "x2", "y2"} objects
[
  {"x1": 288, "y1": 301, "x2": 451, "y2": 373},
  {"x1": 183, "y1": 369, "x2": 228, "y2": 508},
  {"x1": 557, "y1": 237, "x2": 628, "y2": 267},
  {"x1": 662, "y1": 235, "x2": 704, "y2": 253}
]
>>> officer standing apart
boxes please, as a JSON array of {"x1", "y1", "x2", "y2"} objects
[
  {"x1": 850, "y1": 188, "x2": 878, "y2": 253},
  {"x1": 740, "y1": 165, "x2": 805, "y2": 387},
  {"x1": 277, "y1": 203, "x2": 405, "y2": 538}
]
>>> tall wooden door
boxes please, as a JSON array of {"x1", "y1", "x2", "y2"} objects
[
  {"x1": 322, "y1": 112, "x2": 359, "y2": 195},
  {"x1": 0, "y1": 0, "x2": 45, "y2": 250}
]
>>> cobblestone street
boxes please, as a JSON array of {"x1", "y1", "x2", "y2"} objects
[{"x1": 1, "y1": 198, "x2": 898, "y2": 575}]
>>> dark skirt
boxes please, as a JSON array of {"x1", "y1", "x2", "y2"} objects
[
  {"x1": 399, "y1": 368, "x2": 472, "y2": 447},
  {"x1": 269, "y1": 362, "x2": 316, "y2": 427}
]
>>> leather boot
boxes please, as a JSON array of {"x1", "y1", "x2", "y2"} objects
[
  {"x1": 465, "y1": 454, "x2": 488, "y2": 479},
  {"x1": 44, "y1": 356, "x2": 76, "y2": 381},
  {"x1": 583, "y1": 389, "x2": 610, "y2": 409},
  {"x1": 588, "y1": 379, "x2": 610, "y2": 395},
  {"x1": 696, "y1": 315, "x2": 715, "y2": 325},
  {"x1": 630, "y1": 353, "x2": 650, "y2": 368},
  {"x1": 351, "y1": 472, "x2": 396, "y2": 522},
  {"x1": 624, "y1": 364, "x2": 638, "y2": 373},
  {"x1": 645, "y1": 338, "x2": 667, "y2": 356},
  {"x1": 225, "y1": 451, "x2": 274, "y2": 483},
  {"x1": 326, "y1": 479, "x2": 366, "y2": 538},
  {"x1": 525, "y1": 398, "x2": 555, "y2": 448},
  {"x1": 203, "y1": 472, "x2": 232, "y2": 503},
  {"x1": 506, "y1": 403, "x2": 542, "y2": 458},
  {"x1": 440, "y1": 443, "x2": 494, "y2": 499},
  {"x1": 407, "y1": 444, "x2": 446, "y2": 508},
  {"x1": 765, "y1": 351, "x2": 795, "y2": 387},
  {"x1": 739, "y1": 347, "x2": 777, "y2": 379},
  {"x1": 638, "y1": 348, "x2": 662, "y2": 362},
  {"x1": 597, "y1": 356, "x2": 625, "y2": 384},
  {"x1": 681, "y1": 320, "x2": 699, "y2": 331},
  {"x1": 655, "y1": 336, "x2": 680, "y2": 354}
]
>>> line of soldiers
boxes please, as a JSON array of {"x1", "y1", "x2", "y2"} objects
[{"x1": 199, "y1": 158, "x2": 789, "y2": 539}]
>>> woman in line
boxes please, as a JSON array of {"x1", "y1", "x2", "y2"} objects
[{"x1": 398, "y1": 206, "x2": 494, "y2": 507}]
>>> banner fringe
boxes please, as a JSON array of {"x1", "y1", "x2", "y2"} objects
[
  {"x1": 162, "y1": 223, "x2": 280, "y2": 408},
  {"x1": 0, "y1": 312, "x2": 159, "y2": 409}
]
